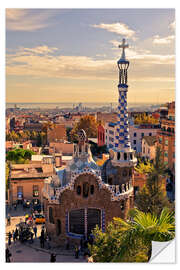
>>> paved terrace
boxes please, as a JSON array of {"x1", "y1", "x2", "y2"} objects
[{"x1": 5, "y1": 204, "x2": 86, "y2": 263}]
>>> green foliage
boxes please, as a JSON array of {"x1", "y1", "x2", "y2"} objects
[
  {"x1": 135, "y1": 160, "x2": 154, "y2": 174},
  {"x1": 70, "y1": 115, "x2": 98, "y2": 142},
  {"x1": 36, "y1": 131, "x2": 46, "y2": 146},
  {"x1": 90, "y1": 208, "x2": 175, "y2": 262},
  {"x1": 6, "y1": 163, "x2": 10, "y2": 191},
  {"x1": 6, "y1": 149, "x2": 35, "y2": 164},
  {"x1": 135, "y1": 146, "x2": 170, "y2": 215},
  {"x1": 6, "y1": 130, "x2": 46, "y2": 146},
  {"x1": 66, "y1": 127, "x2": 73, "y2": 142},
  {"x1": 6, "y1": 130, "x2": 19, "y2": 141}
]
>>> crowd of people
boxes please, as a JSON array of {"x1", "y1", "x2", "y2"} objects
[{"x1": 6, "y1": 202, "x2": 93, "y2": 263}]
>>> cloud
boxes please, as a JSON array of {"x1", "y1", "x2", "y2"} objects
[
  {"x1": 23, "y1": 46, "x2": 58, "y2": 55},
  {"x1": 153, "y1": 35, "x2": 175, "y2": 45},
  {"x1": 6, "y1": 9, "x2": 28, "y2": 20},
  {"x1": 6, "y1": 9, "x2": 56, "y2": 31},
  {"x1": 6, "y1": 45, "x2": 175, "y2": 83},
  {"x1": 92, "y1": 22, "x2": 136, "y2": 39}
]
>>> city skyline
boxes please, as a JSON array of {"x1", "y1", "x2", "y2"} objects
[{"x1": 6, "y1": 8, "x2": 175, "y2": 104}]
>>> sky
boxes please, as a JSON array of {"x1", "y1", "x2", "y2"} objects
[{"x1": 6, "y1": 8, "x2": 175, "y2": 104}]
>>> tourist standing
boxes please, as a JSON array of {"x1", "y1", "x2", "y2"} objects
[
  {"x1": 8, "y1": 232, "x2": 12, "y2": 246},
  {"x1": 12, "y1": 230, "x2": 16, "y2": 243},
  {"x1": 65, "y1": 238, "x2": 70, "y2": 250},
  {"x1": 50, "y1": 253, "x2": 56, "y2": 262},
  {"x1": 14, "y1": 203, "x2": 17, "y2": 211},
  {"x1": 33, "y1": 225, "x2": 37, "y2": 238},
  {"x1": 6, "y1": 248, "x2": 12, "y2": 262},
  {"x1": 46, "y1": 235, "x2": 51, "y2": 249},
  {"x1": 7, "y1": 214, "x2": 11, "y2": 226},
  {"x1": 75, "y1": 245, "x2": 79, "y2": 259},
  {"x1": 14, "y1": 228, "x2": 19, "y2": 241},
  {"x1": 30, "y1": 232, "x2": 34, "y2": 244},
  {"x1": 40, "y1": 230, "x2": 45, "y2": 248}
]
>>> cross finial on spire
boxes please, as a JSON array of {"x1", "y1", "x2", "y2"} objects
[{"x1": 118, "y1": 38, "x2": 129, "y2": 60}]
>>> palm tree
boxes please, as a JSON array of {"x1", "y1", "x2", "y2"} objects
[
  {"x1": 90, "y1": 208, "x2": 175, "y2": 262},
  {"x1": 112, "y1": 208, "x2": 175, "y2": 262}
]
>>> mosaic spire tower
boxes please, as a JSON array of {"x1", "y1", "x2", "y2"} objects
[{"x1": 111, "y1": 38, "x2": 137, "y2": 167}]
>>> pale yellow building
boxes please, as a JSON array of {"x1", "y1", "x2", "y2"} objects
[{"x1": 9, "y1": 163, "x2": 54, "y2": 204}]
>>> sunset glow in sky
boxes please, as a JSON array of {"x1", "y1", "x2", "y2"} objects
[{"x1": 6, "y1": 8, "x2": 175, "y2": 104}]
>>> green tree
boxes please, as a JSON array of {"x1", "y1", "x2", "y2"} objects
[
  {"x1": 36, "y1": 131, "x2": 46, "y2": 146},
  {"x1": 42, "y1": 121, "x2": 54, "y2": 132},
  {"x1": 90, "y1": 208, "x2": 175, "y2": 262},
  {"x1": 6, "y1": 163, "x2": 10, "y2": 199},
  {"x1": 135, "y1": 146, "x2": 171, "y2": 215},
  {"x1": 30, "y1": 130, "x2": 38, "y2": 140},
  {"x1": 18, "y1": 131, "x2": 28, "y2": 142},
  {"x1": 90, "y1": 143, "x2": 108, "y2": 156},
  {"x1": 70, "y1": 115, "x2": 98, "y2": 142},
  {"x1": 66, "y1": 127, "x2": 73, "y2": 142},
  {"x1": 8, "y1": 131, "x2": 19, "y2": 142},
  {"x1": 6, "y1": 149, "x2": 35, "y2": 163}
]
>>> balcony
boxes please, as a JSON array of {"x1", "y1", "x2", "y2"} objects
[{"x1": 100, "y1": 180, "x2": 134, "y2": 201}]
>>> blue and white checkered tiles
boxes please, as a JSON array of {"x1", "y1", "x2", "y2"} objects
[{"x1": 115, "y1": 87, "x2": 131, "y2": 150}]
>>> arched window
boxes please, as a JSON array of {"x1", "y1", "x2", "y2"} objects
[
  {"x1": 124, "y1": 153, "x2": 127, "y2": 160},
  {"x1": 49, "y1": 207, "x2": 54, "y2": 224},
  {"x1": 77, "y1": 185, "x2": 81, "y2": 195},
  {"x1": 130, "y1": 153, "x2": 133, "y2": 160},
  {"x1": 83, "y1": 182, "x2": 89, "y2": 198},
  {"x1": 129, "y1": 169, "x2": 132, "y2": 177},
  {"x1": 117, "y1": 152, "x2": 120, "y2": 160},
  {"x1": 90, "y1": 185, "x2": 94, "y2": 195},
  {"x1": 56, "y1": 219, "x2": 61, "y2": 236}
]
